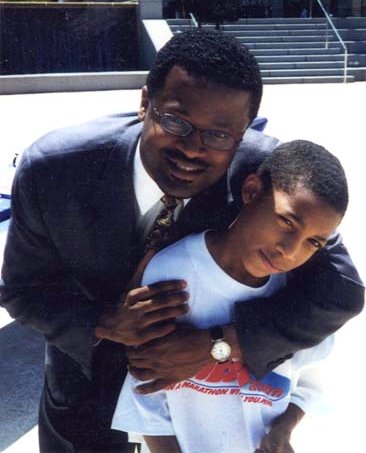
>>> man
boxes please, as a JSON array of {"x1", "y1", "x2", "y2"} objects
[{"x1": 0, "y1": 30, "x2": 363, "y2": 453}]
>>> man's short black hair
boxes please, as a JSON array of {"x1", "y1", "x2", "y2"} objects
[
  {"x1": 146, "y1": 29, "x2": 262, "y2": 122},
  {"x1": 257, "y1": 140, "x2": 348, "y2": 216}
]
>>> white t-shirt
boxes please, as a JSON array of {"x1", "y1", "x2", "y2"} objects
[{"x1": 112, "y1": 232, "x2": 333, "y2": 453}]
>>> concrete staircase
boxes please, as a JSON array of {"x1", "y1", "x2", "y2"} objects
[{"x1": 167, "y1": 18, "x2": 366, "y2": 84}]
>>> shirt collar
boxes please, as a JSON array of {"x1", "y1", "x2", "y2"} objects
[{"x1": 133, "y1": 139, "x2": 164, "y2": 216}]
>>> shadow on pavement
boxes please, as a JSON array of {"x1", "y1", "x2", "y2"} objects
[{"x1": 0, "y1": 322, "x2": 44, "y2": 451}]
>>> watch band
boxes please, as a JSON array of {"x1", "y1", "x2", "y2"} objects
[{"x1": 210, "y1": 325, "x2": 224, "y2": 342}]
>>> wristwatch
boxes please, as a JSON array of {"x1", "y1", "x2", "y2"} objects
[{"x1": 209, "y1": 326, "x2": 231, "y2": 362}]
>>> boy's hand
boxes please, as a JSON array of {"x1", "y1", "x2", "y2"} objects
[
  {"x1": 127, "y1": 324, "x2": 213, "y2": 393},
  {"x1": 255, "y1": 403, "x2": 304, "y2": 453},
  {"x1": 255, "y1": 426, "x2": 294, "y2": 453},
  {"x1": 95, "y1": 280, "x2": 189, "y2": 346}
]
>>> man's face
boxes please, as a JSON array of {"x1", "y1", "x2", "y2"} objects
[
  {"x1": 138, "y1": 66, "x2": 251, "y2": 198},
  {"x1": 231, "y1": 175, "x2": 343, "y2": 280}
]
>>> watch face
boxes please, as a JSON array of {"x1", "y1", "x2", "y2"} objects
[{"x1": 211, "y1": 340, "x2": 231, "y2": 362}]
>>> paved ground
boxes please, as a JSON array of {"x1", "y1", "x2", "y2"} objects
[{"x1": 0, "y1": 82, "x2": 365, "y2": 452}]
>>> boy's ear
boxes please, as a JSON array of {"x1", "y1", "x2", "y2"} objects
[
  {"x1": 138, "y1": 86, "x2": 149, "y2": 121},
  {"x1": 241, "y1": 173, "x2": 263, "y2": 204}
]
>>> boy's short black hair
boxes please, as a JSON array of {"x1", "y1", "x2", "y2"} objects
[
  {"x1": 257, "y1": 140, "x2": 348, "y2": 216},
  {"x1": 146, "y1": 29, "x2": 262, "y2": 123}
]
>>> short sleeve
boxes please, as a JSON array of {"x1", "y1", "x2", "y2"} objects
[
  {"x1": 290, "y1": 336, "x2": 334, "y2": 414},
  {"x1": 111, "y1": 373, "x2": 174, "y2": 435}
]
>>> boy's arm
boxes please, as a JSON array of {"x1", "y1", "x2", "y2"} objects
[
  {"x1": 144, "y1": 435, "x2": 182, "y2": 453},
  {"x1": 254, "y1": 403, "x2": 304, "y2": 453},
  {"x1": 255, "y1": 336, "x2": 332, "y2": 453},
  {"x1": 234, "y1": 233, "x2": 364, "y2": 378}
]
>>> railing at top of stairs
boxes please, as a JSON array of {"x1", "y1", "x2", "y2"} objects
[
  {"x1": 310, "y1": 0, "x2": 348, "y2": 82},
  {"x1": 189, "y1": 12, "x2": 199, "y2": 29}
]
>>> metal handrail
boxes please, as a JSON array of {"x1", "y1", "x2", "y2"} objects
[
  {"x1": 189, "y1": 12, "x2": 199, "y2": 28},
  {"x1": 311, "y1": 0, "x2": 348, "y2": 82}
]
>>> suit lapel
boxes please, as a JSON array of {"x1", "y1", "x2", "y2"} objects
[
  {"x1": 82, "y1": 122, "x2": 142, "y2": 301},
  {"x1": 177, "y1": 175, "x2": 235, "y2": 237}
]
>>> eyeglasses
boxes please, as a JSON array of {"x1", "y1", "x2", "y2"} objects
[{"x1": 152, "y1": 107, "x2": 243, "y2": 151}]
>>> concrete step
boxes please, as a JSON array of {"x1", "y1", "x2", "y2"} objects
[
  {"x1": 250, "y1": 47, "x2": 342, "y2": 55},
  {"x1": 219, "y1": 24, "x2": 329, "y2": 31},
  {"x1": 235, "y1": 35, "x2": 339, "y2": 43},
  {"x1": 220, "y1": 30, "x2": 334, "y2": 38},
  {"x1": 250, "y1": 48, "x2": 342, "y2": 56},
  {"x1": 166, "y1": 18, "x2": 326, "y2": 25},
  {"x1": 260, "y1": 68, "x2": 349, "y2": 77},
  {"x1": 236, "y1": 18, "x2": 327, "y2": 24},
  {"x1": 168, "y1": 24, "x2": 329, "y2": 32},
  {"x1": 259, "y1": 61, "x2": 344, "y2": 70},
  {"x1": 240, "y1": 40, "x2": 344, "y2": 49},
  {"x1": 348, "y1": 66, "x2": 366, "y2": 81},
  {"x1": 262, "y1": 75, "x2": 354, "y2": 84},
  {"x1": 255, "y1": 54, "x2": 345, "y2": 62}
]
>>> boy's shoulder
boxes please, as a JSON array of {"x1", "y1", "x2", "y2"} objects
[{"x1": 142, "y1": 233, "x2": 205, "y2": 285}]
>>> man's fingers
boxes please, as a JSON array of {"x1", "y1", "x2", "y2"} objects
[
  {"x1": 135, "y1": 378, "x2": 177, "y2": 394},
  {"x1": 96, "y1": 319, "x2": 176, "y2": 346},
  {"x1": 125, "y1": 280, "x2": 187, "y2": 306},
  {"x1": 94, "y1": 326, "x2": 113, "y2": 341},
  {"x1": 134, "y1": 321, "x2": 177, "y2": 345},
  {"x1": 126, "y1": 344, "x2": 152, "y2": 359},
  {"x1": 132, "y1": 292, "x2": 189, "y2": 314},
  {"x1": 138, "y1": 305, "x2": 189, "y2": 328},
  {"x1": 126, "y1": 357, "x2": 151, "y2": 369},
  {"x1": 129, "y1": 366, "x2": 159, "y2": 381}
]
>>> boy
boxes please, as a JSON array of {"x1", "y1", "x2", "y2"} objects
[{"x1": 112, "y1": 140, "x2": 348, "y2": 453}]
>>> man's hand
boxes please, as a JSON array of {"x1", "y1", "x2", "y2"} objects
[
  {"x1": 127, "y1": 324, "x2": 213, "y2": 393},
  {"x1": 95, "y1": 280, "x2": 189, "y2": 347}
]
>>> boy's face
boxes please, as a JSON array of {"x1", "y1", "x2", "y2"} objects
[{"x1": 234, "y1": 174, "x2": 343, "y2": 278}]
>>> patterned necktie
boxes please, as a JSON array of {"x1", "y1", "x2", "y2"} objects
[
  {"x1": 144, "y1": 195, "x2": 182, "y2": 251},
  {"x1": 127, "y1": 195, "x2": 182, "y2": 290}
]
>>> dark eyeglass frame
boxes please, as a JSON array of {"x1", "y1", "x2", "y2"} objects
[{"x1": 152, "y1": 107, "x2": 243, "y2": 151}]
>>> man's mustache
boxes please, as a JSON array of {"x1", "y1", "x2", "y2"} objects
[{"x1": 164, "y1": 149, "x2": 207, "y2": 168}]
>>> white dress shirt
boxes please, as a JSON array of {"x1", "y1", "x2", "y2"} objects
[{"x1": 133, "y1": 140, "x2": 187, "y2": 240}]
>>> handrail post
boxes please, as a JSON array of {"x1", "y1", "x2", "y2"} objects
[
  {"x1": 316, "y1": 0, "x2": 348, "y2": 82},
  {"x1": 344, "y1": 47, "x2": 348, "y2": 83},
  {"x1": 325, "y1": 20, "x2": 329, "y2": 49},
  {"x1": 189, "y1": 12, "x2": 198, "y2": 28}
]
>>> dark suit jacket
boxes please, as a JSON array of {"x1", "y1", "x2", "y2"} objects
[{"x1": 0, "y1": 113, "x2": 364, "y2": 422}]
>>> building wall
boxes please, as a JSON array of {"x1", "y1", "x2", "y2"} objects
[{"x1": 246, "y1": 1, "x2": 365, "y2": 17}]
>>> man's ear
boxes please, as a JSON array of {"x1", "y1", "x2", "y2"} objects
[
  {"x1": 138, "y1": 86, "x2": 149, "y2": 121},
  {"x1": 241, "y1": 173, "x2": 263, "y2": 204}
]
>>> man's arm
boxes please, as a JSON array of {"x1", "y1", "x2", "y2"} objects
[
  {"x1": 128, "y1": 234, "x2": 363, "y2": 392},
  {"x1": 234, "y1": 233, "x2": 364, "y2": 378},
  {"x1": 229, "y1": 129, "x2": 364, "y2": 378},
  {"x1": 0, "y1": 149, "x2": 101, "y2": 373},
  {"x1": 0, "y1": 146, "x2": 188, "y2": 376}
]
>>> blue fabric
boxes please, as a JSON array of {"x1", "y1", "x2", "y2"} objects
[
  {"x1": 0, "y1": 195, "x2": 11, "y2": 223},
  {"x1": 249, "y1": 116, "x2": 268, "y2": 132}
]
